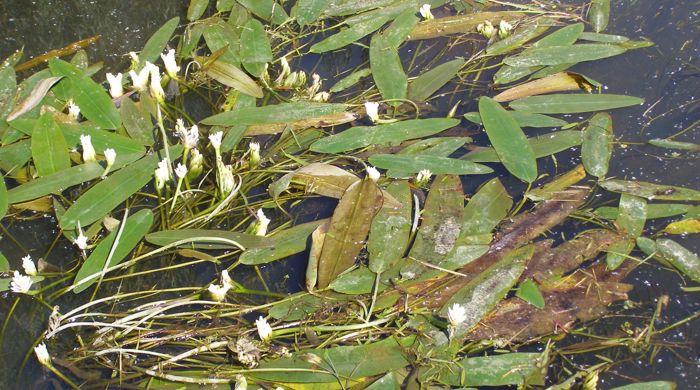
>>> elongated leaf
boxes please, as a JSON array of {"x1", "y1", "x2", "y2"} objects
[
  {"x1": 370, "y1": 32, "x2": 407, "y2": 104},
  {"x1": 599, "y1": 179, "x2": 700, "y2": 201},
  {"x1": 329, "y1": 265, "x2": 375, "y2": 294},
  {"x1": 240, "y1": 19, "x2": 272, "y2": 77},
  {"x1": 6, "y1": 76, "x2": 62, "y2": 121},
  {"x1": 236, "y1": 0, "x2": 288, "y2": 25},
  {"x1": 510, "y1": 94, "x2": 643, "y2": 114},
  {"x1": 368, "y1": 181, "x2": 412, "y2": 273},
  {"x1": 0, "y1": 176, "x2": 7, "y2": 220},
  {"x1": 505, "y1": 44, "x2": 626, "y2": 67},
  {"x1": 49, "y1": 59, "x2": 121, "y2": 129},
  {"x1": 120, "y1": 98, "x2": 154, "y2": 146},
  {"x1": 479, "y1": 96, "x2": 537, "y2": 182},
  {"x1": 329, "y1": 68, "x2": 371, "y2": 93},
  {"x1": 430, "y1": 353, "x2": 545, "y2": 387},
  {"x1": 534, "y1": 23, "x2": 585, "y2": 48},
  {"x1": 73, "y1": 209, "x2": 154, "y2": 293},
  {"x1": 648, "y1": 138, "x2": 699, "y2": 151},
  {"x1": 270, "y1": 162, "x2": 360, "y2": 200},
  {"x1": 60, "y1": 123, "x2": 146, "y2": 155},
  {"x1": 588, "y1": 0, "x2": 611, "y2": 33},
  {"x1": 59, "y1": 146, "x2": 181, "y2": 230},
  {"x1": 409, "y1": 11, "x2": 520, "y2": 40},
  {"x1": 607, "y1": 194, "x2": 647, "y2": 269},
  {"x1": 408, "y1": 59, "x2": 465, "y2": 102},
  {"x1": 310, "y1": 118, "x2": 459, "y2": 153},
  {"x1": 527, "y1": 164, "x2": 586, "y2": 201},
  {"x1": 464, "y1": 110, "x2": 567, "y2": 128},
  {"x1": 370, "y1": 154, "x2": 493, "y2": 176},
  {"x1": 31, "y1": 113, "x2": 70, "y2": 176},
  {"x1": 486, "y1": 22, "x2": 550, "y2": 56},
  {"x1": 610, "y1": 382, "x2": 676, "y2": 390},
  {"x1": 146, "y1": 228, "x2": 270, "y2": 250},
  {"x1": 317, "y1": 177, "x2": 384, "y2": 288},
  {"x1": 463, "y1": 130, "x2": 582, "y2": 162},
  {"x1": 493, "y1": 72, "x2": 593, "y2": 102},
  {"x1": 239, "y1": 220, "x2": 327, "y2": 265},
  {"x1": 582, "y1": 112, "x2": 613, "y2": 178},
  {"x1": 579, "y1": 32, "x2": 630, "y2": 44},
  {"x1": 292, "y1": 0, "x2": 330, "y2": 26},
  {"x1": 187, "y1": 0, "x2": 209, "y2": 21},
  {"x1": 656, "y1": 239, "x2": 700, "y2": 282},
  {"x1": 140, "y1": 17, "x2": 179, "y2": 64},
  {"x1": 0, "y1": 65, "x2": 16, "y2": 121},
  {"x1": 310, "y1": 15, "x2": 392, "y2": 53},
  {"x1": 0, "y1": 140, "x2": 31, "y2": 172},
  {"x1": 202, "y1": 20, "x2": 241, "y2": 66},
  {"x1": 202, "y1": 58, "x2": 263, "y2": 97},
  {"x1": 325, "y1": 0, "x2": 395, "y2": 16},
  {"x1": 663, "y1": 219, "x2": 700, "y2": 235},
  {"x1": 595, "y1": 204, "x2": 693, "y2": 220},
  {"x1": 201, "y1": 102, "x2": 347, "y2": 126}
]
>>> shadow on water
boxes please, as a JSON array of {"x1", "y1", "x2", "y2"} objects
[{"x1": 0, "y1": 1, "x2": 697, "y2": 389}]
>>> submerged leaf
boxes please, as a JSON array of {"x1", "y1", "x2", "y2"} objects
[
  {"x1": 581, "y1": 112, "x2": 613, "y2": 178},
  {"x1": 588, "y1": 0, "x2": 611, "y2": 33},
  {"x1": 516, "y1": 279, "x2": 545, "y2": 309},
  {"x1": 607, "y1": 194, "x2": 647, "y2": 269},
  {"x1": 594, "y1": 204, "x2": 693, "y2": 220},
  {"x1": 656, "y1": 239, "x2": 700, "y2": 282},
  {"x1": 648, "y1": 138, "x2": 699, "y2": 151},
  {"x1": 239, "y1": 220, "x2": 327, "y2": 265},
  {"x1": 409, "y1": 11, "x2": 521, "y2": 40},
  {"x1": 510, "y1": 93, "x2": 643, "y2": 114}
]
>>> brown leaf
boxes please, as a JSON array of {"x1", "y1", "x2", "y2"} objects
[{"x1": 493, "y1": 72, "x2": 594, "y2": 102}]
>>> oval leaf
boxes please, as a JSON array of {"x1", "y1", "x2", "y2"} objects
[{"x1": 581, "y1": 112, "x2": 613, "y2": 178}]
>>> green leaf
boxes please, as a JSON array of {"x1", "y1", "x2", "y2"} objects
[
  {"x1": 49, "y1": 59, "x2": 121, "y2": 129},
  {"x1": 329, "y1": 266, "x2": 376, "y2": 294},
  {"x1": 370, "y1": 32, "x2": 407, "y2": 104},
  {"x1": 310, "y1": 15, "x2": 392, "y2": 53},
  {"x1": 120, "y1": 98, "x2": 155, "y2": 146},
  {"x1": 329, "y1": 68, "x2": 371, "y2": 93},
  {"x1": 0, "y1": 176, "x2": 7, "y2": 220},
  {"x1": 656, "y1": 239, "x2": 700, "y2": 282},
  {"x1": 73, "y1": 209, "x2": 154, "y2": 293},
  {"x1": 369, "y1": 154, "x2": 493, "y2": 176},
  {"x1": 236, "y1": 0, "x2": 288, "y2": 25},
  {"x1": 408, "y1": 59, "x2": 465, "y2": 102},
  {"x1": 201, "y1": 102, "x2": 347, "y2": 126},
  {"x1": 240, "y1": 19, "x2": 273, "y2": 77},
  {"x1": 368, "y1": 181, "x2": 412, "y2": 273},
  {"x1": 325, "y1": 0, "x2": 396, "y2": 16},
  {"x1": 291, "y1": 0, "x2": 330, "y2": 27},
  {"x1": 610, "y1": 382, "x2": 676, "y2": 390},
  {"x1": 599, "y1": 179, "x2": 700, "y2": 201},
  {"x1": 187, "y1": 0, "x2": 209, "y2": 21},
  {"x1": 607, "y1": 194, "x2": 647, "y2": 269},
  {"x1": 146, "y1": 228, "x2": 270, "y2": 250},
  {"x1": 366, "y1": 372, "x2": 401, "y2": 390},
  {"x1": 202, "y1": 20, "x2": 241, "y2": 66},
  {"x1": 594, "y1": 204, "x2": 693, "y2": 220},
  {"x1": 59, "y1": 122, "x2": 146, "y2": 155},
  {"x1": 588, "y1": 0, "x2": 611, "y2": 33},
  {"x1": 579, "y1": 32, "x2": 630, "y2": 44},
  {"x1": 31, "y1": 113, "x2": 70, "y2": 177},
  {"x1": 582, "y1": 112, "x2": 613, "y2": 178},
  {"x1": 479, "y1": 96, "x2": 537, "y2": 182},
  {"x1": 461, "y1": 178, "x2": 512, "y2": 236},
  {"x1": 59, "y1": 146, "x2": 181, "y2": 231},
  {"x1": 0, "y1": 252, "x2": 9, "y2": 272},
  {"x1": 0, "y1": 140, "x2": 31, "y2": 172},
  {"x1": 505, "y1": 44, "x2": 625, "y2": 67},
  {"x1": 310, "y1": 118, "x2": 459, "y2": 154},
  {"x1": 239, "y1": 220, "x2": 327, "y2": 265},
  {"x1": 431, "y1": 353, "x2": 545, "y2": 387},
  {"x1": 486, "y1": 22, "x2": 551, "y2": 56},
  {"x1": 510, "y1": 94, "x2": 643, "y2": 114},
  {"x1": 0, "y1": 65, "x2": 16, "y2": 121},
  {"x1": 516, "y1": 279, "x2": 545, "y2": 309},
  {"x1": 533, "y1": 23, "x2": 584, "y2": 47},
  {"x1": 648, "y1": 138, "x2": 699, "y2": 151},
  {"x1": 663, "y1": 219, "x2": 700, "y2": 235},
  {"x1": 140, "y1": 17, "x2": 180, "y2": 64},
  {"x1": 464, "y1": 110, "x2": 567, "y2": 128},
  {"x1": 463, "y1": 130, "x2": 582, "y2": 162}
]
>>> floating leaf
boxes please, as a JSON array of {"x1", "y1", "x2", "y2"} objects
[
  {"x1": 328, "y1": 266, "x2": 375, "y2": 294},
  {"x1": 656, "y1": 239, "x2": 700, "y2": 282},
  {"x1": 291, "y1": 0, "x2": 330, "y2": 26},
  {"x1": 370, "y1": 154, "x2": 493, "y2": 176},
  {"x1": 607, "y1": 194, "x2": 647, "y2": 269},
  {"x1": 463, "y1": 130, "x2": 582, "y2": 162},
  {"x1": 516, "y1": 279, "x2": 545, "y2": 309},
  {"x1": 146, "y1": 228, "x2": 269, "y2": 250},
  {"x1": 120, "y1": 98, "x2": 154, "y2": 146},
  {"x1": 325, "y1": 0, "x2": 395, "y2": 16},
  {"x1": 599, "y1": 179, "x2": 700, "y2": 201},
  {"x1": 663, "y1": 219, "x2": 700, "y2": 235},
  {"x1": 317, "y1": 177, "x2": 384, "y2": 288},
  {"x1": 510, "y1": 94, "x2": 643, "y2": 114},
  {"x1": 245, "y1": 111, "x2": 356, "y2": 136},
  {"x1": 461, "y1": 178, "x2": 512, "y2": 236},
  {"x1": 310, "y1": 15, "x2": 392, "y2": 53},
  {"x1": 486, "y1": 21, "x2": 551, "y2": 56},
  {"x1": 505, "y1": 44, "x2": 626, "y2": 67},
  {"x1": 579, "y1": 32, "x2": 630, "y2": 44},
  {"x1": 648, "y1": 138, "x2": 699, "y2": 151},
  {"x1": 588, "y1": 0, "x2": 611, "y2": 33},
  {"x1": 527, "y1": 164, "x2": 586, "y2": 201},
  {"x1": 270, "y1": 162, "x2": 360, "y2": 200},
  {"x1": 408, "y1": 59, "x2": 465, "y2": 102},
  {"x1": 464, "y1": 110, "x2": 567, "y2": 128},
  {"x1": 202, "y1": 20, "x2": 241, "y2": 66},
  {"x1": 236, "y1": 0, "x2": 288, "y2": 25},
  {"x1": 0, "y1": 65, "x2": 16, "y2": 121},
  {"x1": 201, "y1": 102, "x2": 347, "y2": 126},
  {"x1": 6, "y1": 76, "x2": 62, "y2": 121},
  {"x1": 430, "y1": 353, "x2": 545, "y2": 387},
  {"x1": 240, "y1": 19, "x2": 273, "y2": 77},
  {"x1": 73, "y1": 209, "x2": 154, "y2": 293},
  {"x1": 368, "y1": 181, "x2": 412, "y2": 273},
  {"x1": 187, "y1": 0, "x2": 209, "y2": 21},
  {"x1": 239, "y1": 220, "x2": 327, "y2": 265},
  {"x1": 370, "y1": 25, "x2": 409, "y2": 104},
  {"x1": 31, "y1": 113, "x2": 70, "y2": 177},
  {"x1": 493, "y1": 72, "x2": 593, "y2": 102},
  {"x1": 533, "y1": 23, "x2": 585, "y2": 48},
  {"x1": 581, "y1": 112, "x2": 613, "y2": 178},
  {"x1": 310, "y1": 118, "x2": 459, "y2": 154},
  {"x1": 329, "y1": 68, "x2": 371, "y2": 93},
  {"x1": 0, "y1": 140, "x2": 31, "y2": 172},
  {"x1": 479, "y1": 96, "x2": 537, "y2": 182},
  {"x1": 594, "y1": 204, "x2": 693, "y2": 220},
  {"x1": 140, "y1": 17, "x2": 179, "y2": 64},
  {"x1": 200, "y1": 57, "x2": 264, "y2": 98}
]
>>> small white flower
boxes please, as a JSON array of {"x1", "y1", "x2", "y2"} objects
[
  {"x1": 248, "y1": 142, "x2": 261, "y2": 169},
  {"x1": 34, "y1": 343, "x2": 51, "y2": 367},
  {"x1": 128, "y1": 65, "x2": 150, "y2": 91},
  {"x1": 419, "y1": 4, "x2": 434, "y2": 20},
  {"x1": 67, "y1": 100, "x2": 80, "y2": 120},
  {"x1": 174, "y1": 163, "x2": 188, "y2": 179},
  {"x1": 160, "y1": 49, "x2": 180, "y2": 78},
  {"x1": 208, "y1": 282, "x2": 231, "y2": 302},
  {"x1": 209, "y1": 131, "x2": 223, "y2": 151},
  {"x1": 221, "y1": 270, "x2": 233, "y2": 289},
  {"x1": 255, "y1": 316, "x2": 273, "y2": 341},
  {"x1": 74, "y1": 231, "x2": 89, "y2": 250},
  {"x1": 234, "y1": 375, "x2": 247, "y2": 390},
  {"x1": 498, "y1": 20, "x2": 513, "y2": 39},
  {"x1": 148, "y1": 63, "x2": 165, "y2": 102},
  {"x1": 104, "y1": 148, "x2": 116, "y2": 167},
  {"x1": 366, "y1": 166, "x2": 380, "y2": 182},
  {"x1": 312, "y1": 91, "x2": 330, "y2": 102},
  {"x1": 364, "y1": 101, "x2": 379, "y2": 123},
  {"x1": 415, "y1": 169, "x2": 432, "y2": 187},
  {"x1": 447, "y1": 303, "x2": 467, "y2": 327},
  {"x1": 106, "y1": 72, "x2": 123, "y2": 98},
  {"x1": 154, "y1": 159, "x2": 171, "y2": 191},
  {"x1": 177, "y1": 120, "x2": 199, "y2": 149},
  {"x1": 307, "y1": 73, "x2": 322, "y2": 96},
  {"x1": 254, "y1": 209, "x2": 271, "y2": 236},
  {"x1": 80, "y1": 134, "x2": 96, "y2": 162},
  {"x1": 274, "y1": 56, "x2": 291, "y2": 85},
  {"x1": 477, "y1": 20, "x2": 495, "y2": 39},
  {"x1": 128, "y1": 51, "x2": 140, "y2": 64},
  {"x1": 217, "y1": 160, "x2": 236, "y2": 198},
  {"x1": 22, "y1": 255, "x2": 37, "y2": 276},
  {"x1": 11, "y1": 271, "x2": 32, "y2": 294}
]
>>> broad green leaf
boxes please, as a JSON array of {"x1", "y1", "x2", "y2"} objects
[
  {"x1": 0, "y1": 140, "x2": 31, "y2": 172},
  {"x1": 656, "y1": 239, "x2": 700, "y2": 282},
  {"x1": 607, "y1": 194, "x2": 647, "y2": 269},
  {"x1": 594, "y1": 204, "x2": 693, "y2": 220},
  {"x1": 494, "y1": 64, "x2": 540, "y2": 85},
  {"x1": 60, "y1": 122, "x2": 146, "y2": 155},
  {"x1": 202, "y1": 20, "x2": 241, "y2": 66},
  {"x1": 310, "y1": 15, "x2": 392, "y2": 53},
  {"x1": 398, "y1": 137, "x2": 469, "y2": 155},
  {"x1": 317, "y1": 177, "x2": 384, "y2": 288},
  {"x1": 464, "y1": 111, "x2": 567, "y2": 128},
  {"x1": 461, "y1": 178, "x2": 512, "y2": 235},
  {"x1": 201, "y1": 102, "x2": 347, "y2": 126},
  {"x1": 268, "y1": 293, "x2": 328, "y2": 321},
  {"x1": 463, "y1": 130, "x2": 582, "y2": 162},
  {"x1": 379, "y1": 7, "x2": 418, "y2": 48},
  {"x1": 663, "y1": 219, "x2": 700, "y2": 235},
  {"x1": 202, "y1": 58, "x2": 264, "y2": 98},
  {"x1": 146, "y1": 228, "x2": 270, "y2": 250},
  {"x1": 140, "y1": 17, "x2": 179, "y2": 64},
  {"x1": 187, "y1": 0, "x2": 209, "y2": 21},
  {"x1": 582, "y1": 112, "x2": 613, "y2": 178},
  {"x1": 0, "y1": 252, "x2": 9, "y2": 272},
  {"x1": 479, "y1": 96, "x2": 537, "y2": 182},
  {"x1": 686, "y1": 205, "x2": 700, "y2": 218},
  {"x1": 486, "y1": 21, "x2": 551, "y2": 56},
  {"x1": 516, "y1": 279, "x2": 545, "y2": 309},
  {"x1": 599, "y1": 179, "x2": 700, "y2": 201},
  {"x1": 442, "y1": 245, "x2": 533, "y2": 336},
  {"x1": 370, "y1": 32, "x2": 407, "y2": 104},
  {"x1": 370, "y1": 154, "x2": 493, "y2": 176},
  {"x1": 368, "y1": 181, "x2": 412, "y2": 273},
  {"x1": 59, "y1": 146, "x2": 181, "y2": 230},
  {"x1": 329, "y1": 266, "x2": 375, "y2": 294},
  {"x1": 510, "y1": 94, "x2": 643, "y2": 114},
  {"x1": 329, "y1": 68, "x2": 371, "y2": 93},
  {"x1": 236, "y1": 0, "x2": 288, "y2": 25},
  {"x1": 325, "y1": 0, "x2": 395, "y2": 16},
  {"x1": 221, "y1": 93, "x2": 255, "y2": 152},
  {"x1": 310, "y1": 118, "x2": 459, "y2": 154},
  {"x1": 239, "y1": 220, "x2": 327, "y2": 264},
  {"x1": 49, "y1": 59, "x2": 121, "y2": 129},
  {"x1": 31, "y1": 113, "x2": 70, "y2": 177},
  {"x1": 0, "y1": 65, "x2": 16, "y2": 121},
  {"x1": 408, "y1": 59, "x2": 465, "y2": 102},
  {"x1": 505, "y1": 44, "x2": 625, "y2": 67},
  {"x1": 610, "y1": 382, "x2": 676, "y2": 390},
  {"x1": 366, "y1": 372, "x2": 401, "y2": 390},
  {"x1": 579, "y1": 32, "x2": 630, "y2": 44},
  {"x1": 120, "y1": 98, "x2": 154, "y2": 146},
  {"x1": 527, "y1": 164, "x2": 586, "y2": 201},
  {"x1": 0, "y1": 176, "x2": 7, "y2": 220},
  {"x1": 430, "y1": 353, "x2": 545, "y2": 387},
  {"x1": 240, "y1": 19, "x2": 273, "y2": 77},
  {"x1": 648, "y1": 138, "x2": 699, "y2": 151},
  {"x1": 588, "y1": 0, "x2": 611, "y2": 33},
  {"x1": 216, "y1": 0, "x2": 234, "y2": 11},
  {"x1": 73, "y1": 209, "x2": 154, "y2": 293},
  {"x1": 291, "y1": 0, "x2": 330, "y2": 26},
  {"x1": 533, "y1": 23, "x2": 584, "y2": 47}
]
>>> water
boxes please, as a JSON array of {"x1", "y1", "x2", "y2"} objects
[{"x1": 0, "y1": 1, "x2": 698, "y2": 388}]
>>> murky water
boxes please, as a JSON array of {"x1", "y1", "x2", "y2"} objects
[{"x1": 0, "y1": 1, "x2": 697, "y2": 388}]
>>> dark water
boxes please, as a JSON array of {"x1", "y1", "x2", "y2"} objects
[{"x1": 0, "y1": 1, "x2": 698, "y2": 389}]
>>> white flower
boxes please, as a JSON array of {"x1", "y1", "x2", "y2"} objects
[
  {"x1": 364, "y1": 101, "x2": 379, "y2": 123},
  {"x1": 148, "y1": 63, "x2": 165, "y2": 101},
  {"x1": 67, "y1": 100, "x2": 80, "y2": 120},
  {"x1": 234, "y1": 375, "x2": 247, "y2": 390},
  {"x1": 366, "y1": 166, "x2": 380, "y2": 182},
  {"x1": 188, "y1": 148, "x2": 204, "y2": 179},
  {"x1": 248, "y1": 142, "x2": 261, "y2": 169},
  {"x1": 177, "y1": 120, "x2": 199, "y2": 149},
  {"x1": 254, "y1": 209, "x2": 271, "y2": 236},
  {"x1": 74, "y1": 231, "x2": 89, "y2": 250},
  {"x1": 209, "y1": 131, "x2": 223, "y2": 151},
  {"x1": 128, "y1": 65, "x2": 150, "y2": 91},
  {"x1": 208, "y1": 282, "x2": 231, "y2": 302},
  {"x1": 312, "y1": 91, "x2": 330, "y2": 102},
  {"x1": 217, "y1": 160, "x2": 236, "y2": 198},
  {"x1": 255, "y1": 316, "x2": 273, "y2": 341},
  {"x1": 106, "y1": 72, "x2": 123, "y2": 98},
  {"x1": 307, "y1": 73, "x2": 322, "y2": 96},
  {"x1": 154, "y1": 159, "x2": 170, "y2": 191},
  {"x1": 104, "y1": 148, "x2": 116, "y2": 167},
  {"x1": 221, "y1": 270, "x2": 233, "y2": 289},
  {"x1": 174, "y1": 163, "x2": 188, "y2": 179},
  {"x1": 415, "y1": 169, "x2": 432, "y2": 187},
  {"x1": 477, "y1": 20, "x2": 495, "y2": 39},
  {"x1": 80, "y1": 134, "x2": 96, "y2": 162},
  {"x1": 11, "y1": 271, "x2": 32, "y2": 294},
  {"x1": 419, "y1": 4, "x2": 434, "y2": 20},
  {"x1": 498, "y1": 20, "x2": 513, "y2": 39},
  {"x1": 128, "y1": 51, "x2": 140, "y2": 64},
  {"x1": 34, "y1": 343, "x2": 51, "y2": 367},
  {"x1": 22, "y1": 255, "x2": 37, "y2": 276},
  {"x1": 447, "y1": 303, "x2": 467, "y2": 327},
  {"x1": 274, "y1": 56, "x2": 291, "y2": 85},
  {"x1": 160, "y1": 49, "x2": 180, "y2": 78}
]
